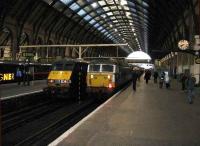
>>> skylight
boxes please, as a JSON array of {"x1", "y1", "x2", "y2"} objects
[
  {"x1": 60, "y1": 0, "x2": 73, "y2": 5},
  {"x1": 77, "y1": 9, "x2": 86, "y2": 16},
  {"x1": 69, "y1": 3, "x2": 80, "y2": 11},
  {"x1": 84, "y1": 15, "x2": 92, "y2": 21}
]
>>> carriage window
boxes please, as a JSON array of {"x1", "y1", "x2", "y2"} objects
[
  {"x1": 64, "y1": 64, "x2": 74, "y2": 70},
  {"x1": 102, "y1": 65, "x2": 113, "y2": 72},
  {"x1": 89, "y1": 64, "x2": 100, "y2": 72},
  {"x1": 52, "y1": 64, "x2": 63, "y2": 70}
]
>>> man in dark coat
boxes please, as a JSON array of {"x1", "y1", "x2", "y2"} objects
[{"x1": 144, "y1": 70, "x2": 151, "y2": 84}]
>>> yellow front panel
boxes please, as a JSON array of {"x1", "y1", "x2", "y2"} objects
[
  {"x1": 88, "y1": 73, "x2": 112, "y2": 87},
  {"x1": 48, "y1": 71, "x2": 72, "y2": 80}
]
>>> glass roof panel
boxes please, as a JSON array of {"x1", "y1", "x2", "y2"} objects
[
  {"x1": 84, "y1": 15, "x2": 92, "y2": 21},
  {"x1": 69, "y1": 2, "x2": 80, "y2": 11},
  {"x1": 103, "y1": 7, "x2": 110, "y2": 11},
  {"x1": 89, "y1": 19, "x2": 96, "y2": 25},
  {"x1": 98, "y1": 26, "x2": 103, "y2": 31},
  {"x1": 94, "y1": 23, "x2": 100, "y2": 28},
  {"x1": 77, "y1": 9, "x2": 87, "y2": 16},
  {"x1": 107, "y1": 12, "x2": 113, "y2": 16},
  {"x1": 98, "y1": 1, "x2": 106, "y2": 6},
  {"x1": 60, "y1": 0, "x2": 73, "y2": 5},
  {"x1": 123, "y1": 6, "x2": 129, "y2": 10}
]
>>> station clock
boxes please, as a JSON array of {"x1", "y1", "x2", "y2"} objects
[{"x1": 178, "y1": 40, "x2": 189, "y2": 50}]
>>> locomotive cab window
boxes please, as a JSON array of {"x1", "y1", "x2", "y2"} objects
[
  {"x1": 52, "y1": 64, "x2": 63, "y2": 70},
  {"x1": 89, "y1": 64, "x2": 100, "y2": 72},
  {"x1": 102, "y1": 65, "x2": 113, "y2": 72},
  {"x1": 64, "y1": 64, "x2": 74, "y2": 71}
]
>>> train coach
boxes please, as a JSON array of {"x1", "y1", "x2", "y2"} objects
[
  {"x1": 0, "y1": 61, "x2": 51, "y2": 84},
  {"x1": 43, "y1": 58, "x2": 88, "y2": 99},
  {"x1": 87, "y1": 58, "x2": 132, "y2": 96}
]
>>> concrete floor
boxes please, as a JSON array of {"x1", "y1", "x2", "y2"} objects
[
  {"x1": 55, "y1": 79, "x2": 200, "y2": 146},
  {"x1": 0, "y1": 80, "x2": 46, "y2": 98}
]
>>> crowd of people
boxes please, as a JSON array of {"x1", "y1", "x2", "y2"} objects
[{"x1": 132, "y1": 68, "x2": 197, "y2": 104}]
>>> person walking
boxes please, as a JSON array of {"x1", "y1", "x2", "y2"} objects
[
  {"x1": 132, "y1": 70, "x2": 138, "y2": 91},
  {"x1": 153, "y1": 71, "x2": 158, "y2": 83},
  {"x1": 181, "y1": 73, "x2": 187, "y2": 90},
  {"x1": 164, "y1": 72, "x2": 170, "y2": 88},
  {"x1": 186, "y1": 74, "x2": 196, "y2": 104},
  {"x1": 16, "y1": 68, "x2": 22, "y2": 85}
]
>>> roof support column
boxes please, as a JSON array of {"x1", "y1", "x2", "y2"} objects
[
  {"x1": 12, "y1": 24, "x2": 20, "y2": 61},
  {"x1": 79, "y1": 46, "x2": 82, "y2": 59}
]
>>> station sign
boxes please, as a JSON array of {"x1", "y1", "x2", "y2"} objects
[
  {"x1": 22, "y1": 52, "x2": 34, "y2": 57},
  {"x1": 0, "y1": 73, "x2": 15, "y2": 81},
  {"x1": 195, "y1": 57, "x2": 200, "y2": 64}
]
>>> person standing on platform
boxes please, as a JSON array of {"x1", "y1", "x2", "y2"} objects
[
  {"x1": 144, "y1": 70, "x2": 151, "y2": 84},
  {"x1": 132, "y1": 70, "x2": 138, "y2": 91},
  {"x1": 186, "y1": 74, "x2": 196, "y2": 104},
  {"x1": 16, "y1": 68, "x2": 22, "y2": 85}
]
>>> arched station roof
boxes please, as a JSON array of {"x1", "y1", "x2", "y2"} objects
[{"x1": 0, "y1": 0, "x2": 198, "y2": 59}]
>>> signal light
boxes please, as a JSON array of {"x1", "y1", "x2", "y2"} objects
[
  {"x1": 107, "y1": 75, "x2": 111, "y2": 79},
  {"x1": 91, "y1": 74, "x2": 94, "y2": 79}
]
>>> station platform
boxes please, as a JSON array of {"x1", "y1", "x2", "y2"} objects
[
  {"x1": 49, "y1": 79, "x2": 200, "y2": 146},
  {"x1": 0, "y1": 80, "x2": 46, "y2": 100}
]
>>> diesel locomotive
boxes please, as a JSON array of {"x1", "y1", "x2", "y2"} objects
[
  {"x1": 87, "y1": 58, "x2": 132, "y2": 96},
  {"x1": 43, "y1": 58, "x2": 88, "y2": 99}
]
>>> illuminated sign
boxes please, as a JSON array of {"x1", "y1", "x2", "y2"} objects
[{"x1": 0, "y1": 73, "x2": 15, "y2": 81}]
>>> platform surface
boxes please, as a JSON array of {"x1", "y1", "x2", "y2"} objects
[
  {"x1": 0, "y1": 80, "x2": 46, "y2": 99},
  {"x1": 52, "y1": 79, "x2": 200, "y2": 146}
]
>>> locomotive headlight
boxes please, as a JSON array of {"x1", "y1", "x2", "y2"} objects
[
  {"x1": 48, "y1": 79, "x2": 54, "y2": 83},
  {"x1": 61, "y1": 80, "x2": 67, "y2": 84},
  {"x1": 90, "y1": 74, "x2": 94, "y2": 79},
  {"x1": 61, "y1": 80, "x2": 71, "y2": 84},
  {"x1": 107, "y1": 75, "x2": 111, "y2": 79}
]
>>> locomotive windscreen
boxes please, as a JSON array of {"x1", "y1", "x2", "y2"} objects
[
  {"x1": 89, "y1": 64, "x2": 100, "y2": 72},
  {"x1": 52, "y1": 63, "x2": 74, "y2": 71},
  {"x1": 102, "y1": 65, "x2": 113, "y2": 72}
]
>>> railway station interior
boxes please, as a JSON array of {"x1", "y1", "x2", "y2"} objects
[{"x1": 0, "y1": 0, "x2": 200, "y2": 146}]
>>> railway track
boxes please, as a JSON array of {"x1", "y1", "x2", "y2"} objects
[
  {"x1": 2, "y1": 100, "x2": 66, "y2": 133},
  {"x1": 2, "y1": 96, "x2": 99, "y2": 146}
]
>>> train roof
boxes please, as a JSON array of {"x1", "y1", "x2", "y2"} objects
[
  {"x1": 0, "y1": 60, "x2": 51, "y2": 66},
  {"x1": 88, "y1": 58, "x2": 129, "y2": 66},
  {"x1": 53, "y1": 58, "x2": 88, "y2": 64}
]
